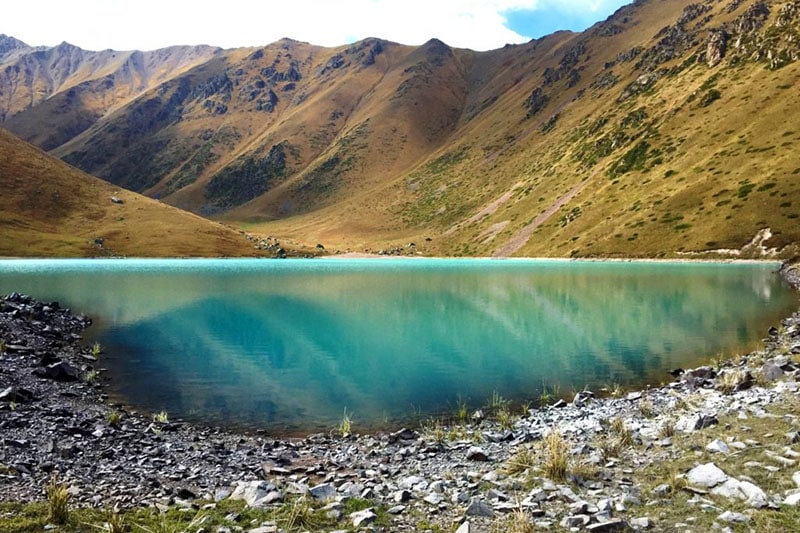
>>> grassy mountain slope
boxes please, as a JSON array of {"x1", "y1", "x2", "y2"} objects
[
  {"x1": 4, "y1": 0, "x2": 800, "y2": 258},
  {"x1": 0, "y1": 128, "x2": 258, "y2": 257}
]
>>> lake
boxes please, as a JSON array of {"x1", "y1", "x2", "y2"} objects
[{"x1": 0, "y1": 258, "x2": 795, "y2": 434}]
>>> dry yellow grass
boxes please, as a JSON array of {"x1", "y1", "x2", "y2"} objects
[{"x1": 0, "y1": 129, "x2": 259, "y2": 257}]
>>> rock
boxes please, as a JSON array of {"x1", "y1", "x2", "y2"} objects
[
  {"x1": 740, "y1": 480, "x2": 768, "y2": 508},
  {"x1": 793, "y1": 471, "x2": 800, "y2": 488},
  {"x1": 465, "y1": 497, "x2": 494, "y2": 518},
  {"x1": 717, "y1": 510, "x2": 750, "y2": 523},
  {"x1": 706, "y1": 29, "x2": 728, "y2": 67},
  {"x1": 398, "y1": 475, "x2": 426, "y2": 490},
  {"x1": 309, "y1": 482, "x2": 336, "y2": 501},
  {"x1": 687, "y1": 463, "x2": 728, "y2": 488},
  {"x1": 110, "y1": 196, "x2": 124, "y2": 204},
  {"x1": 630, "y1": 517, "x2": 652, "y2": 530},
  {"x1": 350, "y1": 509, "x2": 377, "y2": 528},
  {"x1": 586, "y1": 519, "x2": 629, "y2": 532},
  {"x1": 35, "y1": 361, "x2": 80, "y2": 382},
  {"x1": 711, "y1": 478, "x2": 768, "y2": 508},
  {"x1": 783, "y1": 490, "x2": 800, "y2": 506},
  {"x1": 696, "y1": 414, "x2": 719, "y2": 430},
  {"x1": 466, "y1": 446, "x2": 489, "y2": 461},
  {"x1": 573, "y1": 390, "x2": 595, "y2": 407},
  {"x1": 390, "y1": 427, "x2": 418, "y2": 442},
  {"x1": 230, "y1": 481, "x2": 278, "y2": 508},
  {"x1": 394, "y1": 489, "x2": 412, "y2": 503},
  {"x1": 762, "y1": 361, "x2": 784, "y2": 381},
  {"x1": 706, "y1": 439, "x2": 730, "y2": 454},
  {"x1": 652, "y1": 483, "x2": 672, "y2": 496},
  {"x1": 0, "y1": 386, "x2": 34, "y2": 403},
  {"x1": 455, "y1": 521, "x2": 471, "y2": 533},
  {"x1": 423, "y1": 493, "x2": 444, "y2": 506},
  {"x1": 561, "y1": 515, "x2": 591, "y2": 528}
]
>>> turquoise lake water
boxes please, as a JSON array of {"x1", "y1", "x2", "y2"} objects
[{"x1": 0, "y1": 258, "x2": 796, "y2": 434}]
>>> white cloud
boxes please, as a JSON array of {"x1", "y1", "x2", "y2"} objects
[{"x1": 1, "y1": 0, "x2": 626, "y2": 52}]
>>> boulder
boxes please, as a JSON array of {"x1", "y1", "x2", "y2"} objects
[
  {"x1": 687, "y1": 463, "x2": 728, "y2": 488},
  {"x1": 35, "y1": 361, "x2": 80, "y2": 382}
]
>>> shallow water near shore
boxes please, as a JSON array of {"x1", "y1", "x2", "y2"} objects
[{"x1": 0, "y1": 258, "x2": 796, "y2": 434}]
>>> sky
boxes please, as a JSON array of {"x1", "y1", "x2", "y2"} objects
[{"x1": 3, "y1": 0, "x2": 632, "y2": 52}]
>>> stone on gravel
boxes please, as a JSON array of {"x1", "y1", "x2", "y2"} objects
[
  {"x1": 455, "y1": 521, "x2": 471, "y2": 533},
  {"x1": 687, "y1": 463, "x2": 728, "y2": 488},
  {"x1": 230, "y1": 481, "x2": 278, "y2": 508},
  {"x1": 783, "y1": 490, "x2": 800, "y2": 506},
  {"x1": 309, "y1": 482, "x2": 336, "y2": 501},
  {"x1": 706, "y1": 439, "x2": 730, "y2": 453},
  {"x1": 350, "y1": 509, "x2": 377, "y2": 528},
  {"x1": 466, "y1": 446, "x2": 489, "y2": 461},
  {"x1": 465, "y1": 497, "x2": 494, "y2": 517},
  {"x1": 586, "y1": 519, "x2": 629, "y2": 532},
  {"x1": 718, "y1": 510, "x2": 750, "y2": 523},
  {"x1": 629, "y1": 517, "x2": 652, "y2": 530}
]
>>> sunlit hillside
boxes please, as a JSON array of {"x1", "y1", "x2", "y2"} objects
[{"x1": 2, "y1": 0, "x2": 799, "y2": 258}]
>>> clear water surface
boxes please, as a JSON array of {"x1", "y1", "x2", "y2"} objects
[{"x1": 0, "y1": 258, "x2": 795, "y2": 434}]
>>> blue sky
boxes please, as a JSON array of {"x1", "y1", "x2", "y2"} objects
[
  {"x1": 2, "y1": 0, "x2": 633, "y2": 52},
  {"x1": 504, "y1": 0, "x2": 631, "y2": 39}
]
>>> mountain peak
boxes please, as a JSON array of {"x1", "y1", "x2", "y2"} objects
[{"x1": 0, "y1": 34, "x2": 29, "y2": 58}]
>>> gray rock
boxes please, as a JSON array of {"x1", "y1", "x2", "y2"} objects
[
  {"x1": 783, "y1": 490, "x2": 800, "y2": 506},
  {"x1": 740, "y1": 480, "x2": 768, "y2": 508},
  {"x1": 455, "y1": 521, "x2": 471, "y2": 533},
  {"x1": 762, "y1": 361, "x2": 784, "y2": 381},
  {"x1": 398, "y1": 475, "x2": 426, "y2": 490},
  {"x1": 586, "y1": 520, "x2": 629, "y2": 532},
  {"x1": 717, "y1": 510, "x2": 750, "y2": 523},
  {"x1": 350, "y1": 509, "x2": 377, "y2": 528},
  {"x1": 687, "y1": 463, "x2": 728, "y2": 488},
  {"x1": 630, "y1": 517, "x2": 652, "y2": 530},
  {"x1": 466, "y1": 446, "x2": 489, "y2": 461},
  {"x1": 561, "y1": 515, "x2": 591, "y2": 528},
  {"x1": 230, "y1": 481, "x2": 277, "y2": 508},
  {"x1": 573, "y1": 390, "x2": 595, "y2": 407},
  {"x1": 706, "y1": 439, "x2": 730, "y2": 454},
  {"x1": 387, "y1": 505, "x2": 406, "y2": 514},
  {"x1": 652, "y1": 483, "x2": 672, "y2": 496},
  {"x1": 465, "y1": 497, "x2": 494, "y2": 518},
  {"x1": 793, "y1": 471, "x2": 800, "y2": 488},
  {"x1": 711, "y1": 478, "x2": 768, "y2": 508},
  {"x1": 309, "y1": 482, "x2": 336, "y2": 501},
  {"x1": 394, "y1": 489, "x2": 412, "y2": 503},
  {"x1": 423, "y1": 493, "x2": 444, "y2": 506}
]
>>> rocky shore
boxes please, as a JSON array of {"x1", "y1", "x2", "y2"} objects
[{"x1": 2, "y1": 264, "x2": 800, "y2": 532}]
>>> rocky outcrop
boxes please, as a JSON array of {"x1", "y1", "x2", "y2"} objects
[
  {"x1": 525, "y1": 87, "x2": 549, "y2": 117},
  {"x1": 706, "y1": 29, "x2": 729, "y2": 66}
]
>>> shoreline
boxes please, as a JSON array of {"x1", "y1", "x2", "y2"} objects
[{"x1": 1, "y1": 263, "x2": 799, "y2": 531}]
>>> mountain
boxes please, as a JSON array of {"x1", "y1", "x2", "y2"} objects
[
  {"x1": 2, "y1": 0, "x2": 800, "y2": 258},
  {"x1": 0, "y1": 127, "x2": 261, "y2": 257}
]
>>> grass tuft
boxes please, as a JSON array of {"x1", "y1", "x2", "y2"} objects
[
  {"x1": 45, "y1": 474, "x2": 70, "y2": 525},
  {"x1": 152, "y1": 411, "x2": 169, "y2": 424},
  {"x1": 542, "y1": 430, "x2": 569, "y2": 481},
  {"x1": 107, "y1": 411, "x2": 122, "y2": 427},
  {"x1": 337, "y1": 408, "x2": 352, "y2": 437},
  {"x1": 505, "y1": 445, "x2": 538, "y2": 475}
]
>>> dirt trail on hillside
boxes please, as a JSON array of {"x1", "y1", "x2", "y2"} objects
[
  {"x1": 492, "y1": 173, "x2": 595, "y2": 257},
  {"x1": 443, "y1": 182, "x2": 523, "y2": 237}
]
